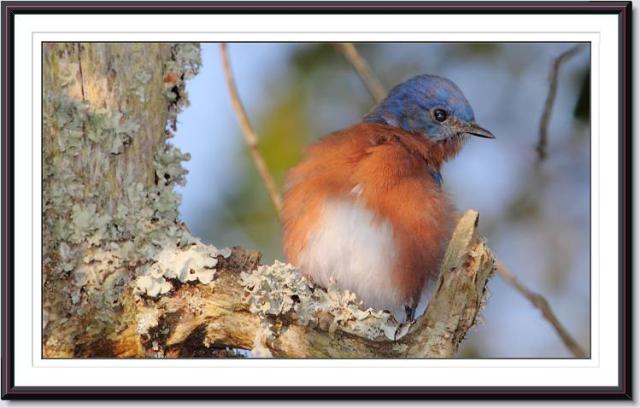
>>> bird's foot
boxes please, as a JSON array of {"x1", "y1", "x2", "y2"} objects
[
  {"x1": 390, "y1": 305, "x2": 418, "y2": 342},
  {"x1": 404, "y1": 305, "x2": 417, "y2": 323},
  {"x1": 393, "y1": 320, "x2": 414, "y2": 342}
]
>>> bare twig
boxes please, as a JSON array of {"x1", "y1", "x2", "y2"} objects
[
  {"x1": 219, "y1": 43, "x2": 283, "y2": 215},
  {"x1": 334, "y1": 43, "x2": 387, "y2": 103},
  {"x1": 495, "y1": 261, "x2": 587, "y2": 358},
  {"x1": 339, "y1": 42, "x2": 587, "y2": 358},
  {"x1": 536, "y1": 44, "x2": 585, "y2": 162}
]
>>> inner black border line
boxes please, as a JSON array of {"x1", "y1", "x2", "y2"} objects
[{"x1": 2, "y1": 0, "x2": 632, "y2": 400}]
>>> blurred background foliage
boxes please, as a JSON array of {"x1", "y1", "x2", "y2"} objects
[{"x1": 174, "y1": 43, "x2": 590, "y2": 358}]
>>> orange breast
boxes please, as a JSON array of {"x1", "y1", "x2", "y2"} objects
[{"x1": 282, "y1": 123, "x2": 458, "y2": 310}]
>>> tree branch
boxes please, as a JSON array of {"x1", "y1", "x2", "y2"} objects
[
  {"x1": 494, "y1": 261, "x2": 587, "y2": 358},
  {"x1": 334, "y1": 43, "x2": 386, "y2": 103},
  {"x1": 219, "y1": 43, "x2": 283, "y2": 215},
  {"x1": 45, "y1": 210, "x2": 494, "y2": 358},
  {"x1": 180, "y1": 210, "x2": 493, "y2": 358},
  {"x1": 536, "y1": 44, "x2": 585, "y2": 163}
]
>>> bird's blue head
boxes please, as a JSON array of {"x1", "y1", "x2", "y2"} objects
[{"x1": 363, "y1": 74, "x2": 494, "y2": 142}]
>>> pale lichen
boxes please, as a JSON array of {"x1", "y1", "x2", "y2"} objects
[
  {"x1": 42, "y1": 43, "x2": 203, "y2": 350},
  {"x1": 163, "y1": 43, "x2": 202, "y2": 131},
  {"x1": 136, "y1": 307, "x2": 160, "y2": 336},
  {"x1": 133, "y1": 71, "x2": 152, "y2": 103},
  {"x1": 154, "y1": 142, "x2": 190, "y2": 187},
  {"x1": 250, "y1": 322, "x2": 275, "y2": 358},
  {"x1": 241, "y1": 261, "x2": 404, "y2": 341},
  {"x1": 43, "y1": 44, "x2": 201, "y2": 274},
  {"x1": 46, "y1": 93, "x2": 140, "y2": 157},
  {"x1": 134, "y1": 237, "x2": 232, "y2": 298}
]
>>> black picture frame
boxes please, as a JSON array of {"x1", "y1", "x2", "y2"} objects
[{"x1": 1, "y1": 1, "x2": 632, "y2": 400}]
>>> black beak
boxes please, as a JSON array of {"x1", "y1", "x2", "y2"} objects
[{"x1": 465, "y1": 123, "x2": 495, "y2": 139}]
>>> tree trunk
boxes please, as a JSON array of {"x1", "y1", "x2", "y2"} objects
[{"x1": 42, "y1": 43, "x2": 495, "y2": 358}]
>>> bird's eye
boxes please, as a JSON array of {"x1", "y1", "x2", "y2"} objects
[{"x1": 433, "y1": 109, "x2": 448, "y2": 122}]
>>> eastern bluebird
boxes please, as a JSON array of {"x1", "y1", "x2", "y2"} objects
[{"x1": 282, "y1": 74, "x2": 494, "y2": 321}]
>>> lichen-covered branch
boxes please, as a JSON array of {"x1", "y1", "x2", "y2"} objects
[{"x1": 45, "y1": 208, "x2": 494, "y2": 358}]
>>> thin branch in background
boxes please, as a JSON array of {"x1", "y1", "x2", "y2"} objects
[
  {"x1": 334, "y1": 43, "x2": 387, "y2": 103},
  {"x1": 219, "y1": 43, "x2": 283, "y2": 216},
  {"x1": 495, "y1": 261, "x2": 587, "y2": 358},
  {"x1": 338, "y1": 41, "x2": 587, "y2": 358},
  {"x1": 536, "y1": 44, "x2": 585, "y2": 163}
]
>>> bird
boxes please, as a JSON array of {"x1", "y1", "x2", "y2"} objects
[{"x1": 281, "y1": 74, "x2": 494, "y2": 322}]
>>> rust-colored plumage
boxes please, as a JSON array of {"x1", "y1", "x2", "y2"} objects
[{"x1": 282, "y1": 123, "x2": 460, "y2": 314}]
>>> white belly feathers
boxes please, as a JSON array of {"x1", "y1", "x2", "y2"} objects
[{"x1": 297, "y1": 198, "x2": 403, "y2": 313}]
